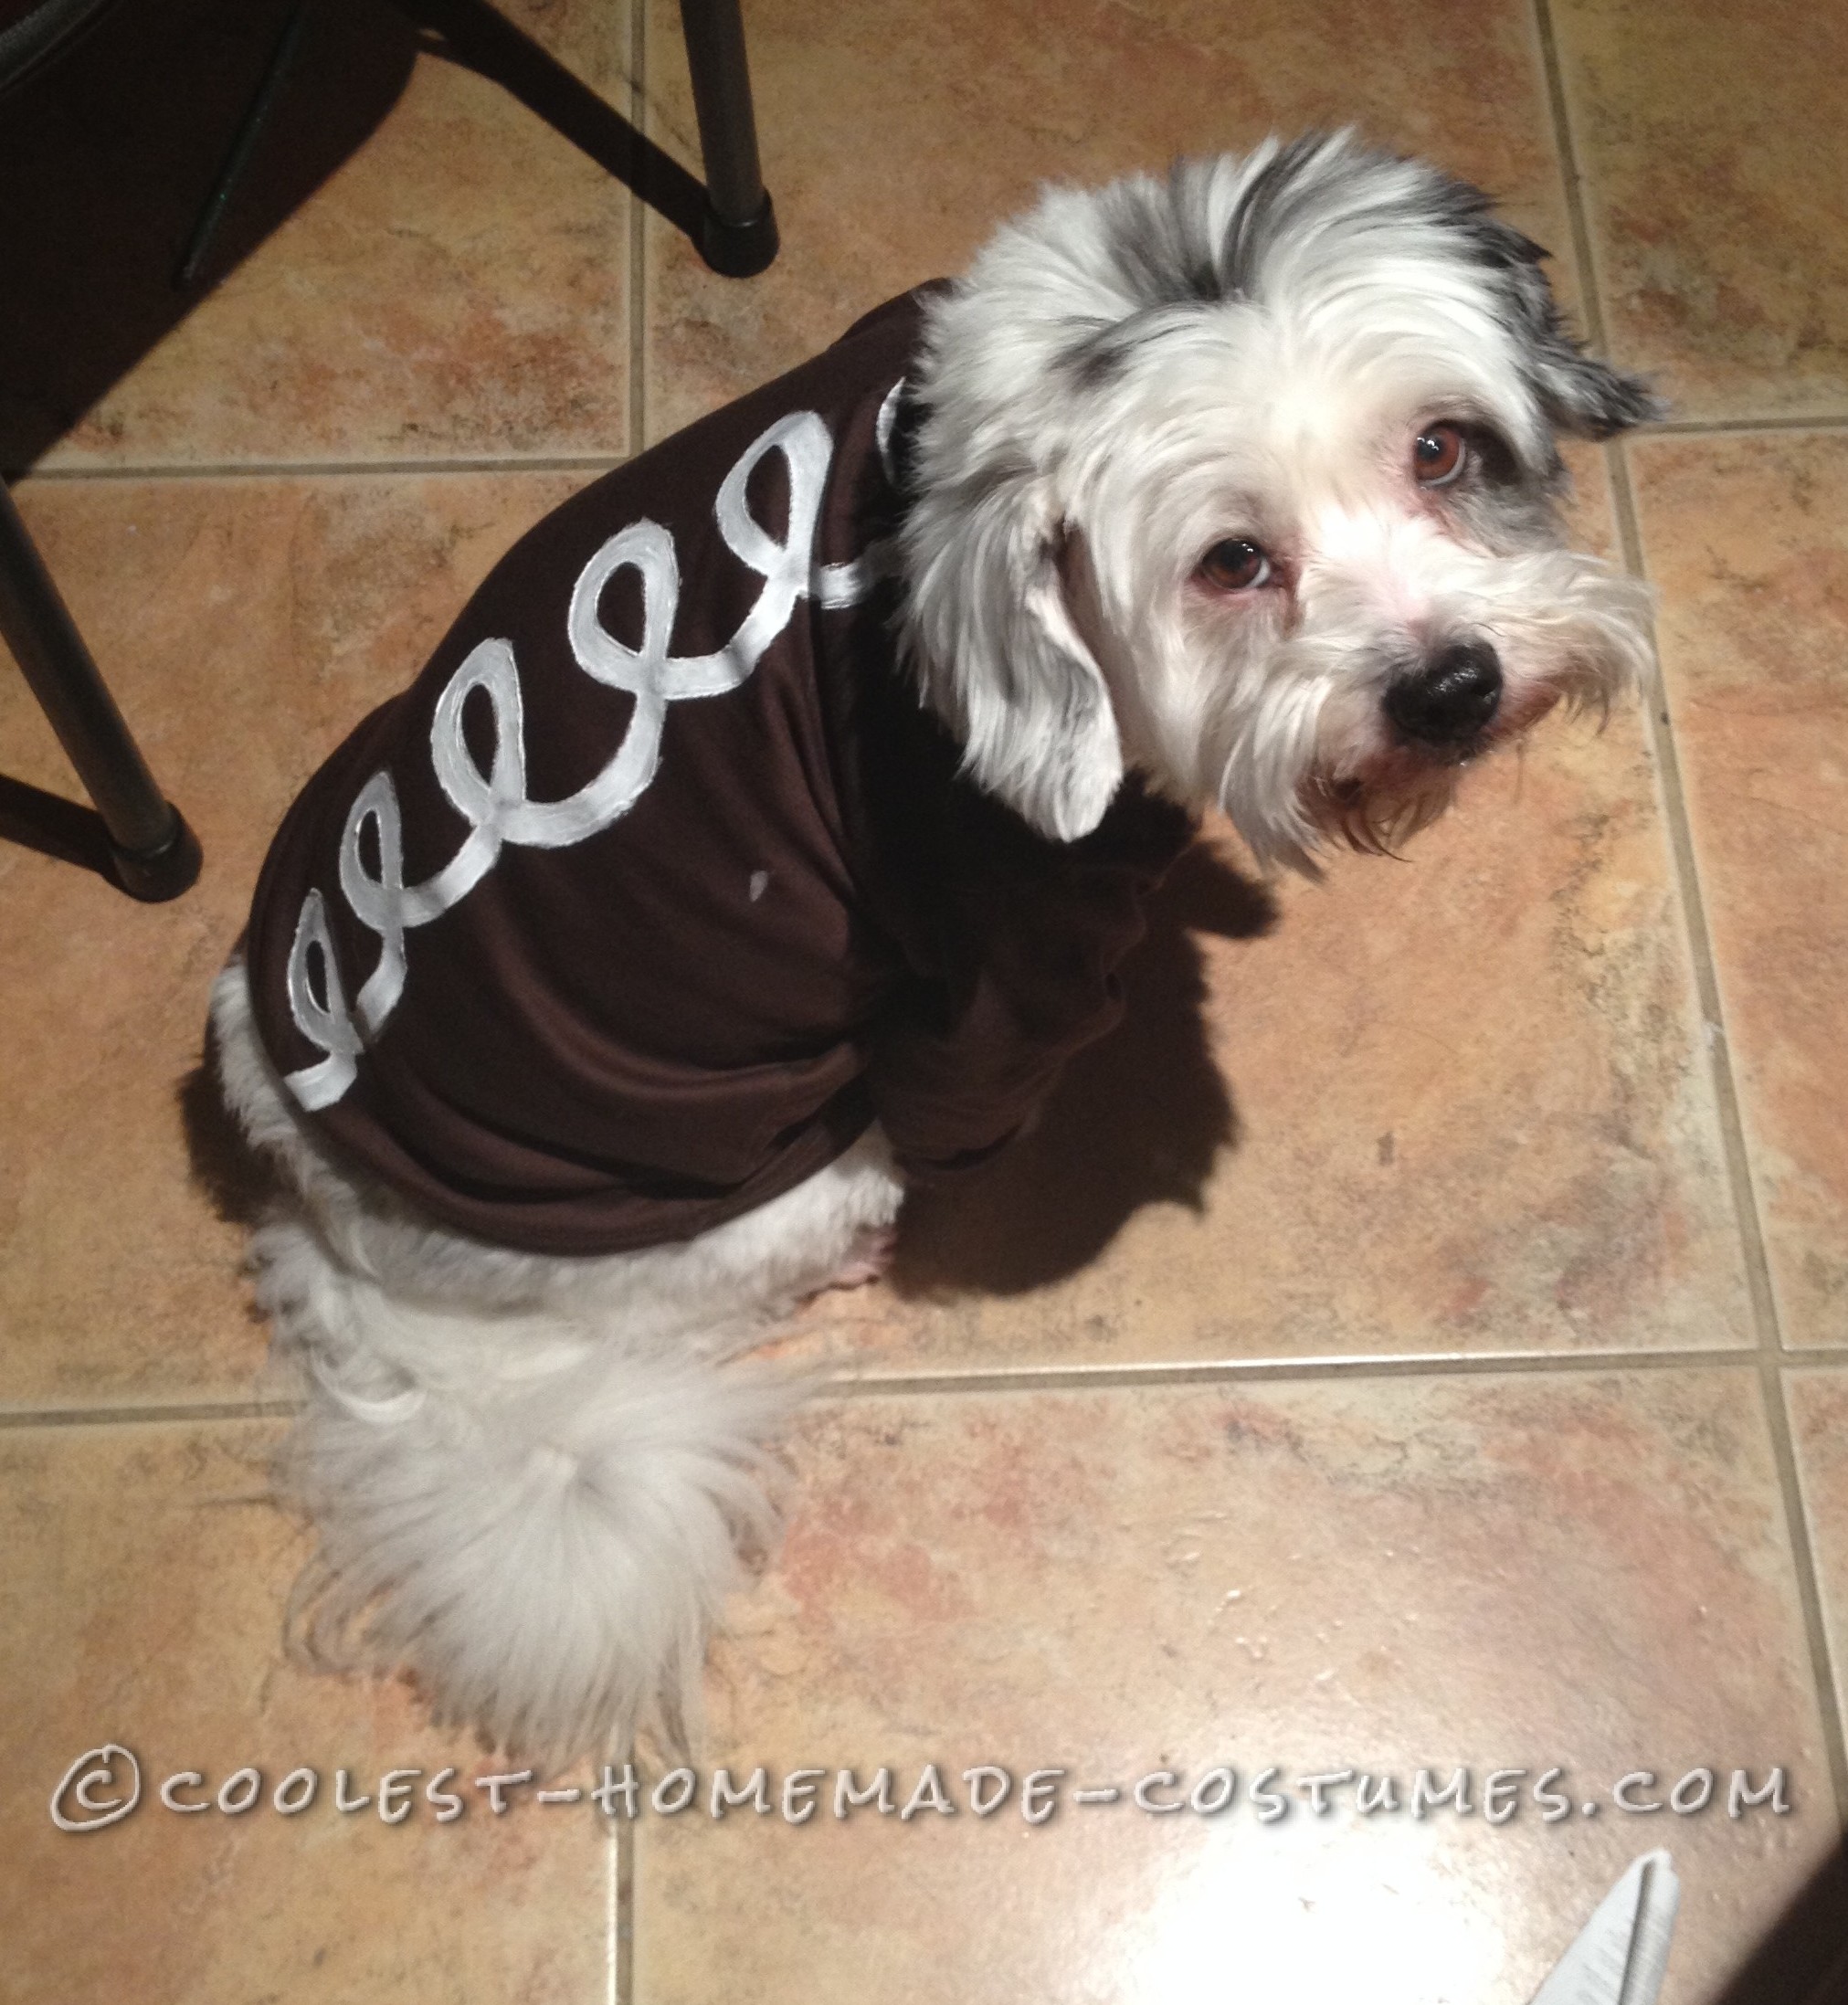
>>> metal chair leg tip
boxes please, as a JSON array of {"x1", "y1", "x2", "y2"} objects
[
  {"x1": 697, "y1": 193, "x2": 778, "y2": 278},
  {"x1": 111, "y1": 809, "x2": 203, "y2": 902}
]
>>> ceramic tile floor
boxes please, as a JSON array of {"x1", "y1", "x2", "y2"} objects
[{"x1": 2, "y1": 0, "x2": 1845, "y2": 2000}]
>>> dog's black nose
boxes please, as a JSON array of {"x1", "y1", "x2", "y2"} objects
[{"x1": 1385, "y1": 640, "x2": 1504, "y2": 747}]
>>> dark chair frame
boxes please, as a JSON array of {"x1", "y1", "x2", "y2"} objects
[
  {"x1": 0, "y1": 477, "x2": 203, "y2": 897},
  {"x1": 1, "y1": 0, "x2": 777, "y2": 901}
]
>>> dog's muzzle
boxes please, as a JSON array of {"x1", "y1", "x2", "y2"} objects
[{"x1": 1384, "y1": 639, "x2": 1504, "y2": 751}]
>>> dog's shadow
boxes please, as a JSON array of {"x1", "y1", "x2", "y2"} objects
[{"x1": 890, "y1": 840, "x2": 1273, "y2": 1298}]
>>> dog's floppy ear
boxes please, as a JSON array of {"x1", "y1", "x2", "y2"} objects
[
  {"x1": 1514, "y1": 273, "x2": 1663, "y2": 438},
  {"x1": 903, "y1": 472, "x2": 1125, "y2": 843},
  {"x1": 1471, "y1": 217, "x2": 1664, "y2": 438}
]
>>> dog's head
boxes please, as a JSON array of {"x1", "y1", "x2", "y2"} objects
[{"x1": 899, "y1": 132, "x2": 1662, "y2": 868}]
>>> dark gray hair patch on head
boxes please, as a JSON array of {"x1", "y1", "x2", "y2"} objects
[
  {"x1": 1058, "y1": 133, "x2": 1664, "y2": 435},
  {"x1": 1096, "y1": 159, "x2": 1235, "y2": 310},
  {"x1": 1217, "y1": 132, "x2": 1375, "y2": 294},
  {"x1": 1059, "y1": 303, "x2": 1215, "y2": 388},
  {"x1": 1058, "y1": 132, "x2": 1453, "y2": 385},
  {"x1": 1056, "y1": 152, "x2": 1275, "y2": 385}
]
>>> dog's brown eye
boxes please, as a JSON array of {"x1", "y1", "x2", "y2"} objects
[
  {"x1": 1199, "y1": 538, "x2": 1272, "y2": 591},
  {"x1": 1413, "y1": 423, "x2": 1467, "y2": 487}
]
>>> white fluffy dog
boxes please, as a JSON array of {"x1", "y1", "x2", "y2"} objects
[{"x1": 212, "y1": 132, "x2": 1657, "y2": 1762}]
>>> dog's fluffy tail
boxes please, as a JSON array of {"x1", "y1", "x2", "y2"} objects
[
  {"x1": 253, "y1": 1213, "x2": 800, "y2": 1763},
  {"x1": 209, "y1": 958, "x2": 902, "y2": 1763}
]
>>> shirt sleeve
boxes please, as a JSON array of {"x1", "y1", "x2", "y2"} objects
[{"x1": 863, "y1": 778, "x2": 1195, "y2": 1177}]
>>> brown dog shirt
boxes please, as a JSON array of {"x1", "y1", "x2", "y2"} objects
[{"x1": 243, "y1": 289, "x2": 1195, "y2": 1255}]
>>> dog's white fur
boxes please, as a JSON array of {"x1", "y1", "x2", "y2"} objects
[
  {"x1": 902, "y1": 136, "x2": 1655, "y2": 863},
  {"x1": 213, "y1": 132, "x2": 1657, "y2": 1764},
  {"x1": 214, "y1": 962, "x2": 903, "y2": 1755}
]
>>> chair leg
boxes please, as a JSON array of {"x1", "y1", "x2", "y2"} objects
[
  {"x1": 678, "y1": 0, "x2": 778, "y2": 276},
  {"x1": 0, "y1": 483, "x2": 201, "y2": 901},
  {"x1": 174, "y1": 0, "x2": 313, "y2": 291}
]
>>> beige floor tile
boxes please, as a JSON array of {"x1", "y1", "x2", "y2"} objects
[
  {"x1": 0, "y1": 1420, "x2": 610, "y2": 2005},
  {"x1": 1551, "y1": 0, "x2": 1848, "y2": 422},
  {"x1": 0, "y1": 470, "x2": 585, "y2": 1407},
  {"x1": 1630, "y1": 435, "x2": 1848, "y2": 1348},
  {"x1": 640, "y1": 0, "x2": 1585, "y2": 445},
  {"x1": 3, "y1": 1, "x2": 1842, "y2": 2000},
  {"x1": 636, "y1": 1369, "x2": 1829, "y2": 2004},
  {"x1": 42, "y1": 0, "x2": 633, "y2": 470},
  {"x1": 1787, "y1": 1369, "x2": 1848, "y2": 1732},
  {"x1": 779, "y1": 456, "x2": 1747, "y2": 1371}
]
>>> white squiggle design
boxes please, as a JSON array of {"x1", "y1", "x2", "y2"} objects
[
  {"x1": 815, "y1": 380, "x2": 908, "y2": 608},
  {"x1": 281, "y1": 396, "x2": 903, "y2": 1112},
  {"x1": 284, "y1": 889, "x2": 364, "y2": 1107},
  {"x1": 874, "y1": 376, "x2": 904, "y2": 485}
]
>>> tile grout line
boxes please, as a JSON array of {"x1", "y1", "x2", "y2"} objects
[
  {"x1": 604, "y1": 1820, "x2": 618, "y2": 2005},
  {"x1": 1641, "y1": 415, "x2": 1848, "y2": 438},
  {"x1": 1535, "y1": 0, "x2": 1848, "y2": 1826},
  {"x1": 1536, "y1": 0, "x2": 1783, "y2": 1360},
  {"x1": 626, "y1": 0, "x2": 647, "y2": 470},
  {"x1": 1779, "y1": 1380, "x2": 1848, "y2": 1788},
  {"x1": 822, "y1": 1344, "x2": 1770, "y2": 1400},
  {"x1": 1606, "y1": 455, "x2": 1785, "y2": 1353},
  {"x1": 616, "y1": 4, "x2": 644, "y2": 1993},
  {"x1": 7, "y1": 454, "x2": 635, "y2": 484},
  {"x1": 1529, "y1": 0, "x2": 1610, "y2": 354},
  {"x1": 1767, "y1": 1367, "x2": 1848, "y2": 1821},
  {"x1": 0, "y1": 1342, "x2": 1807, "y2": 1434},
  {"x1": 0, "y1": 1398, "x2": 304, "y2": 1430},
  {"x1": 1535, "y1": 0, "x2": 1783, "y2": 1388},
  {"x1": 618, "y1": 1810, "x2": 637, "y2": 2005},
  {"x1": 21, "y1": 1342, "x2": 1848, "y2": 1426},
  {"x1": 1576, "y1": 202, "x2": 1848, "y2": 1840},
  {"x1": 13, "y1": 432, "x2": 1845, "y2": 494}
]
